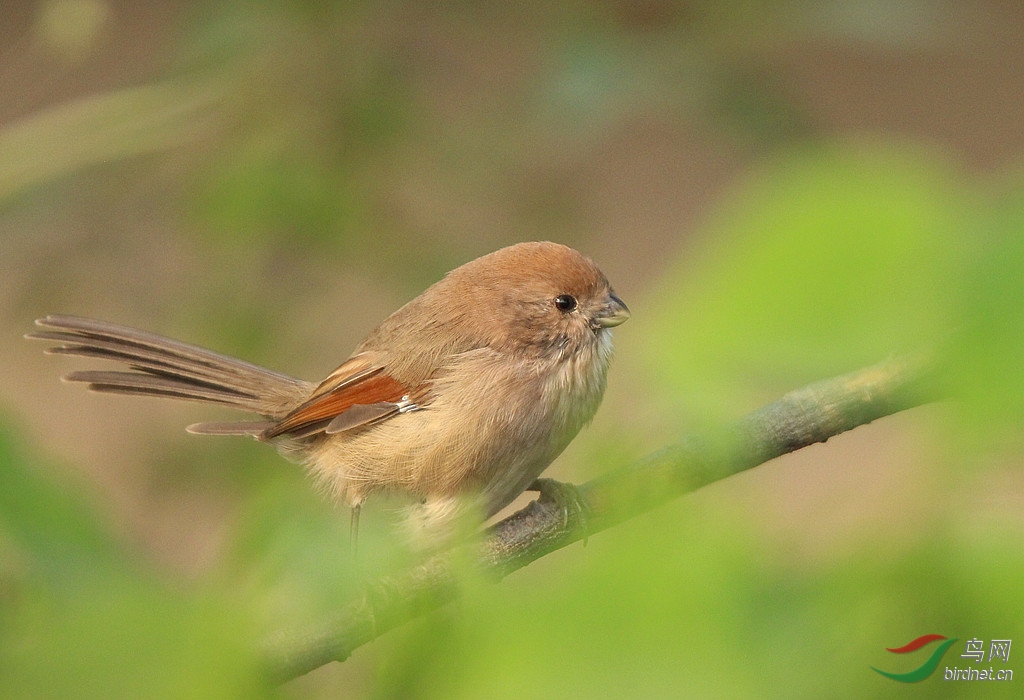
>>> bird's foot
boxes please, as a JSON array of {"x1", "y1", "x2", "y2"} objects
[{"x1": 528, "y1": 478, "x2": 590, "y2": 545}]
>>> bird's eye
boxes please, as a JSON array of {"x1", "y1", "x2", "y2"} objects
[{"x1": 553, "y1": 294, "x2": 578, "y2": 313}]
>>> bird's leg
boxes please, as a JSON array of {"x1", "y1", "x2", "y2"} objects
[
  {"x1": 528, "y1": 478, "x2": 590, "y2": 545},
  {"x1": 349, "y1": 503, "x2": 361, "y2": 556}
]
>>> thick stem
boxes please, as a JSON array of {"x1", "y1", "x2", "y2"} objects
[{"x1": 262, "y1": 352, "x2": 937, "y2": 683}]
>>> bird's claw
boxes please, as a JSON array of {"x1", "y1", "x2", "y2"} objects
[{"x1": 528, "y1": 478, "x2": 590, "y2": 545}]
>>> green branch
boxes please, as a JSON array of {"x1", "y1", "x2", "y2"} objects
[
  {"x1": 0, "y1": 79, "x2": 223, "y2": 202},
  {"x1": 262, "y1": 352, "x2": 938, "y2": 682}
]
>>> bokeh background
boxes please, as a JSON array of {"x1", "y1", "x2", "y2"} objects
[{"x1": 2, "y1": 1, "x2": 1023, "y2": 697}]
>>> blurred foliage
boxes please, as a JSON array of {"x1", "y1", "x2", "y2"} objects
[
  {"x1": 2, "y1": 1, "x2": 1024, "y2": 698},
  {"x1": 948, "y1": 186, "x2": 1024, "y2": 453},
  {"x1": 642, "y1": 142, "x2": 967, "y2": 426},
  {"x1": 367, "y1": 142, "x2": 1024, "y2": 700},
  {"x1": 0, "y1": 426, "x2": 266, "y2": 699},
  {"x1": 369, "y1": 503, "x2": 1024, "y2": 700},
  {"x1": 180, "y1": 3, "x2": 419, "y2": 252}
]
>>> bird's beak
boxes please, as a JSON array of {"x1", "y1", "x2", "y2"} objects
[{"x1": 591, "y1": 293, "x2": 630, "y2": 329}]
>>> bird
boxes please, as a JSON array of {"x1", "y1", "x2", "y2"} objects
[{"x1": 28, "y1": 241, "x2": 629, "y2": 544}]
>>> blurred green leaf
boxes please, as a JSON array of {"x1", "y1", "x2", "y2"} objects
[
  {"x1": 0, "y1": 425, "x2": 268, "y2": 699},
  {"x1": 367, "y1": 495, "x2": 1024, "y2": 699},
  {"x1": 193, "y1": 152, "x2": 355, "y2": 245},
  {"x1": 0, "y1": 425, "x2": 115, "y2": 571},
  {"x1": 180, "y1": 2, "x2": 417, "y2": 252},
  {"x1": 642, "y1": 142, "x2": 967, "y2": 423},
  {"x1": 0, "y1": 80, "x2": 221, "y2": 205},
  {"x1": 3, "y1": 578, "x2": 265, "y2": 700},
  {"x1": 946, "y1": 184, "x2": 1024, "y2": 451}
]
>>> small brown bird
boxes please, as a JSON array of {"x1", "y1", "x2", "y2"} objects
[{"x1": 28, "y1": 242, "x2": 629, "y2": 542}]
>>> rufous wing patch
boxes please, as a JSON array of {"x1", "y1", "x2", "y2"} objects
[{"x1": 264, "y1": 359, "x2": 411, "y2": 438}]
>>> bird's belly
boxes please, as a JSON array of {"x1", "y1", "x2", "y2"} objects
[{"x1": 305, "y1": 349, "x2": 607, "y2": 518}]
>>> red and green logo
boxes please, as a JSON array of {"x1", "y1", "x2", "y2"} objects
[{"x1": 872, "y1": 634, "x2": 959, "y2": 683}]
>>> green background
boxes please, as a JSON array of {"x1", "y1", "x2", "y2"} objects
[{"x1": 1, "y1": 2, "x2": 1022, "y2": 697}]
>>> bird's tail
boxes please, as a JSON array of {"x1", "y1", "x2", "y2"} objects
[{"x1": 27, "y1": 315, "x2": 312, "y2": 435}]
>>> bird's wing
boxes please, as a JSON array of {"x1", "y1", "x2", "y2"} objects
[{"x1": 262, "y1": 355, "x2": 429, "y2": 439}]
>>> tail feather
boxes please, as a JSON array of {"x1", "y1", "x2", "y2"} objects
[
  {"x1": 63, "y1": 370, "x2": 261, "y2": 408},
  {"x1": 186, "y1": 421, "x2": 274, "y2": 436},
  {"x1": 28, "y1": 315, "x2": 311, "y2": 418},
  {"x1": 35, "y1": 330, "x2": 261, "y2": 388}
]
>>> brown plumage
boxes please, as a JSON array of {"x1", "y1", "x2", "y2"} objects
[{"x1": 28, "y1": 242, "x2": 629, "y2": 540}]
